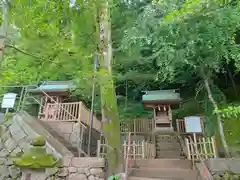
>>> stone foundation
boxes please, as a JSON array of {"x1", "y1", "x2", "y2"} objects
[
  {"x1": 19, "y1": 157, "x2": 105, "y2": 180},
  {"x1": 58, "y1": 157, "x2": 105, "y2": 180}
]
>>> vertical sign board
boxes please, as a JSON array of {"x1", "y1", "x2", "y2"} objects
[
  {"x1": 184, "y1": 116, "x2": 202, "y2": 133},
  {"x1": 184, "y1": 116, "x2": 202, "y2": 158},
  {"x1": 1, "y1": 93, "x2": 17, "y2": 109}
]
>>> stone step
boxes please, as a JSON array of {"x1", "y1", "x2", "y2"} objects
[
  {"x1": 135, "y1": 159, "x2": 192, "y2": 169},
  {"x1": 154, "y1": 128, "x2": 174, "y2": 133},
  {"x1": 130, "y1": 167, "x2": 198, "y2": 180},
  {"x1": 156, "y1": 142, "x2": 181, "y2": 150},
  {"x1": 155, "y1": 135, "x2": 178, "y2": 140},
  {"x1": 156, "y1": 150, "x2": 183, "y2": 158}
]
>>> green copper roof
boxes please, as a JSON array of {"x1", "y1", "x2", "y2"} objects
[
  {"x1": 27, "y1": 81, "x2": 76, "y2": 93},
  {"x1": 142, "y1": 90, "x2": 181, "y2": 102}
]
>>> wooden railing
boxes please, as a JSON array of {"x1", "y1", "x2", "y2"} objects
[
  {"x1": 176, "y1": 119, "x2": 185, "y2": 134},
  {"x1": 177, "y1": 134, "x2": 188, "y2": 157},
  {"x1": 123, "y1": 140, "x2": 155, "y2": 159},
  {"x1": 185, "y1": 136, "x2": 217, "y2": 160},
  {"x1": 120, "y1": 118, "x2": 153, "y2": 134},
  {"x1": 187, "y1": 136, "x2": 214, "y2": 180},
  {"x1": 97, "y1": 139, "x2": 155, "y2": 159},
  {"x1": 45, "y1": 102, "x2": 81, "y2": 121},
  {"x1": 44, "y1": 101, "x2": 102, "y2": 133},
  {"x1": 176, "y1": 118, "x2": 204, "y2": 134},
  {"x1": 124, "y1": 133, "x2": 132, "y2": 180}
]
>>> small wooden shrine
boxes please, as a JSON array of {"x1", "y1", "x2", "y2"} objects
[
  {"x1": 27, "y1": 81, "x2": 76, "y2": 120},
  {"x1": 142, "y1": 89, "x2": 181, "y2": 133}
]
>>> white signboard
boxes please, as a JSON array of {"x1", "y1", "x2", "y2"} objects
[
  {"x1": 1, "y1": 93, "x2": 17, "y2": 108},
  {"x1": 184, "y1": 116, "x2": 202, "y2": 133}
]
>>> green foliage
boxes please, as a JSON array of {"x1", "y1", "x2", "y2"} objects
[
  {"x1": 123, "y1": 2, "x2": 240, "y2": 82},
  {"x1": 216, "y1": 105, "x2": 240, "y2": 118},
  {"x1": 1, "y1": 0, "x2": 96, "y2": 93},
  {"x1": 213, "y1": 170, "x2": 240, "y2": 180},
  {"x1": 107, "y1": 173, "x2": 121, "y2": 180}
]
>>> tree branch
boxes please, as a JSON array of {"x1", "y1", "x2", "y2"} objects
[{"x1": 5, "y1": 44, "x2": 42, "y2": 59}]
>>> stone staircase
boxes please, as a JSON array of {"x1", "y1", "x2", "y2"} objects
[
  {"x1": 128, "y1": 159, "x2": 198, "y2": 180},
  {"x1": 155, "y1": 134, "x2": 184, "y2": 159},
  {"x1": 128, "y1": 133, "x2": 199, "y2": 180}
]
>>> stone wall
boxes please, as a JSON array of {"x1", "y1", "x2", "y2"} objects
[
  {"x1": 205, "y1": 158, "x2": 240, "y2": 179},
  {"x1": 55, "y1": 157, "x2": 105, "y2": 180},
  {"x1": 0, "y1": 117, "x2": 63, "y2": 179},
  {"x1": 45, "y1": 121, "x2": 98, "y2": 156},
  {"x1": 45, "y1": 121, "x2": 80, "y2": 147},
  {"x1": 0, "y1": 116, "x2": 106, "y2": 180},
  {"x1": 19, "y1": 157, "x2": 105, "y2": 180},
  {"x1": 206, "y1": 158, "x2": 240, "y2": 173},
  {"x1": 1, "y1": 115, "x2": 64, "y2": 158}
]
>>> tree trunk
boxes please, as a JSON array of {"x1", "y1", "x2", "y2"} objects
[
  {"x1": 203, "y1": 76, "x2": 230, "y2": 157},
  {"x1": 0, "y1": 0, "x2": 8, "y2": 61},
  {"x1": 226, "y1": 63, "x2": 238, "y2": 98},
  {"x1": 96, "y1": 0, "x2": 121, "y2": 173}
]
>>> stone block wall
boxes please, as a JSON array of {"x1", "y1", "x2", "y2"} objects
[
  {"x1": 206, "y1": 158, "x2": 240, "y2": 173},
  {"x1": 0, "y1": 115, "x2": 106, "y2": 180},
  {"x1": 20, "y1": 157, "x2": 105, "y2": 180},
  {"x1": 45, "y1": 121, "x2": 80, "y2": 146},
  {"x1": 56, "y1": 157, "x2": 105, "y2": 180}
]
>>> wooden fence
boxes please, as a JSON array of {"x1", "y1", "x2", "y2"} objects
[
  {"x1": 45, "y1": 102, "x2": 81, "y2": 121},
  {"x1": 120, "y1": 118, "x2": 153, "y2": 134},
  {"x1": 44, "y1": 101, "x2": 102, "y2": 132},
  {"x1": 97, "y1": 140, "x2": 155, "y2": 159},
  {"x1": 185, "y1": 136, "x2": 217, "y2": 160}
]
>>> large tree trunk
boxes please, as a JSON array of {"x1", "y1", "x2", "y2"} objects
[
  {"x1": 96, "y1": 0, "x2": 121, "y2": 173},
  {"x1": 0, "y1": 0, "x2": 8, "y2": 61},
  {"x1": 203, "y1": 76, "x2": 230, "y2": 157}
]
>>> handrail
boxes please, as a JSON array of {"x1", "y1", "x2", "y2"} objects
[
  {"x1": 124, "y1": 132, "x2": 132, "y2": 180},
  {"x1": 188, "y1": 136, "x2": 213, "y2": 180},
  {"x1": 177, "y1": 134, "x2": 188, "y2": 157}
]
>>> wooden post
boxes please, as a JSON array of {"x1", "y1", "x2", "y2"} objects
[
  {"x1": 97, "y1": 140, "x2": 101, "y2": 157},
  {"x1": 133, "y1": 119, "x2": 136, "y2": 135},
  {"x1": 123, "y1": 140, "x2": 127, "y2": 158},
  {"x1": 176, "y1": 119, "x2": 179, "y2": 133},
  {"x1": 133, "y1": 141, "x2": 136, "y2": 160},
  {"x1": 212, "y1": 136, "x2": 217, "y2": 158},
  {"x1": 193, "y1": 133, "x2": 198, "y2": 159},
  {"x1": 185, "y1": 138, "x2": 191, "y2": 160},
  {"x1": 202, "y1": 137, "x2": 208, "y2": 159},
  {"x1": 142, "y1": 140, "x2": 145, "y2": 159}
]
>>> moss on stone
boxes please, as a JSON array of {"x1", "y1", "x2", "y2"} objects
[
  {"x1": 10, "y1": 151, "x2": 24, "y2": 158},
  {"x1": 13, "y1": 137, "x2": 58, "y2": 169},
  {"x1": 14, "y1": 153, "x2": 57, "y2": 169},
  {"x1": 5, "y1": 113, "x2": 13, "y2": 121},
  {"x1": 30, "y1": 136, "x2": 46, "y2": 146}
]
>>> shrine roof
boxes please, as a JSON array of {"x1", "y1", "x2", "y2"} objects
[
  {"x1": 142, "y1": 89, "x2": 181, "y2": 104},
  {"x1": 27, "y1": 81, "x2": 76, "y2": 93}
]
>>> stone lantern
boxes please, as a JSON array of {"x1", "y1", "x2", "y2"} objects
[{"x1": 13, "y1": 136, "x2": 59, "y2": 179}]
